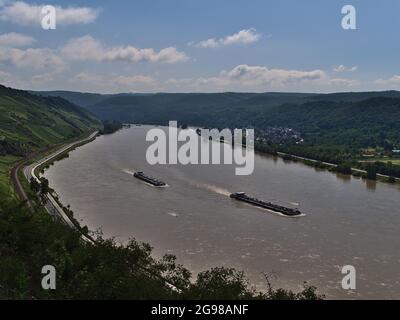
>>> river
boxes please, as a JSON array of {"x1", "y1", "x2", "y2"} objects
[{"x1": 43, "y1": 126, "x2": 400, "y2": 299}]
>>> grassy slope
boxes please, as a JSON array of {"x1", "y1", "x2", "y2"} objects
[{"x1": 0, "y1": 84, "x2": 102, "y2": 206}]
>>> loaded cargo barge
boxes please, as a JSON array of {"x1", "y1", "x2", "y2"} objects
[
  {"x1": 133, "y1": 171, "x2": 166, "y2": 187},
  {"x1": 230, "y1": 192, "x2": 302, "y2": 216}
]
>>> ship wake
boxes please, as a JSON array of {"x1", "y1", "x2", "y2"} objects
[{"x1": 190, "y1": 181, "x2": 231, "y2": 196}]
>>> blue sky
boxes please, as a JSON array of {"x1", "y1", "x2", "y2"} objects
[{"x1": 1, "y1": 0, "x2": 400, "y2": 93}]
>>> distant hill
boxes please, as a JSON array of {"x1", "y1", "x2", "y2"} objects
[
  {"x1": 70, "y1": 90, "x2": 399, "y2": 124},
  {"x1": 28, "y1": 89, "x2": 400, "y2": 150},
  {"x1": 31, "y1": 90, "x2": 149, "y2": 108},
  {"x1": 84, "y1": 91, "x2": 400, "y2": 149},
  {"x1": 84, "y1": 92, "x2": 319, "y2": 125},
  {"x1": 0, "y1": 85, "x2": 102, "y2": 156},
  {"x1": 31, "y1": 90, "x2": 400, "y2": 122},
  {"x1": 31, "y1": 90, "x2": 114, "y2": 108}
]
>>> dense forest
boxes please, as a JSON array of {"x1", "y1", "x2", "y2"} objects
[{"x1": 100, "y1": 120, "x2": 124, "y2": 135}]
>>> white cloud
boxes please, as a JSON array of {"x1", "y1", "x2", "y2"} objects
[
  {"x1": 0, "y1": 69, "x2": 62, "y2": 89},
  {"x1": 333, "y1": 64, "x2": 358, "y2": 72},
  {"x1": 62, "y1": 35, "x2": 188, "y2": 64},
  {"x1": 72, "y1": 72, "x2": 156, "y2": 92},
  {"x1": 166, "y1": 65, "x2": 321, "y2": 89},
  {"x1": 0, "y1": 68, "x2": 27, "y2": 88},
  {"x1": 329, "y1": 78, "x2": 360, "y2": 86},
  {"x1": 0, "y1": 32, "x2": 35, "y2": 47},
  {"x1": 31, "y1": 72, "x2": 54, "y2": 84},
  {"x1": 0, "y1": 46, "x2": 64, "y2": 68},
  {"x1": 0, "y1": 69, "x2": 13, "y2": 85},
  {"x1": 165, "y1": 65, "x2": 360, "y2": 92},
  {"x1": 195, "y1": 38, "x2": 219, "y2": 49},
  {"x1": 375, "y1": 75, "x2": 400, "y2": 86},
  {"x1": 223, "y1": 64, "x2": 326, "y2": 86},
  {"x1": 74, "y1": 72, "x2": 102, "y2": 83},
  {"x1": 194, "y1": 28, "x2": 261, "y2": 48},
  {"x1": 0, "y1": 35, "x2": 188, "y2": 71},
  {"x1": 0, "y1": 1, "x2": 100, "y2": 26},
  {"x1": 223, "y1": 29, "x2": 261, "y2": 45},
  {"x1": 113, "y1": 75, "x2": 155, "y2": 86}
]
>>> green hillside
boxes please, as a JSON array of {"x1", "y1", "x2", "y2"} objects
[
  {"x1": 0, "y1": 84, "x2": 102, "y2": 204},
  {"x1": 0, "y1": 85, "x2": 101, "y2": 154}
]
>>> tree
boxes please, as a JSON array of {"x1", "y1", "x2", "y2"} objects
[
  {"x1": 365, "y1": 164, "x2": 377, "y2": 180},
  {"x1": 388, "y1": 176, "x2": 396, "y2": 183},
  {"x1": 335, "y1": 163, "x2": 352, "y2": 175},
  {"x1": 29, "y1": 177, "x2": 40, "y2": 193},
  {"x1": 186, "y1": 267, "x2": 255, "y2": 300},
  {"x1": 264, "y1": 273, "x2": 324, "y2": 300},
  {"x1": 0, "y1": 257, "x2": 30, "y2": 299}
]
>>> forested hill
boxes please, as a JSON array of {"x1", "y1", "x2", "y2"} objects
[
  {"x1": 31, "y1": 90, "x2": 115, "y2": 108},
  {"x1": 31, "y1": 90, "x2": 147, "y2": 108},
  {"x1": 256, "y1": 97, "x2": 400, "y2": 149},
  {"x1": 0, "y1": 84, "x2": 102, "y2": 157},
  {"x1": 83, "y1": 92, "x2": 400, "y2": 149},
  {"x1": 32, "y1": 90, "x2": 400, "y2": 111},
  {"x1": 84, "y1": 92, "x2": 318, "y2": 124},
  {"x1": 30, "y1": 89, "x2": 400, "y2": 150}
]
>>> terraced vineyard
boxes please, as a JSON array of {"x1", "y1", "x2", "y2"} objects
[{"x1": 0, "y1": 84, "x2": 102, "y2": 206}]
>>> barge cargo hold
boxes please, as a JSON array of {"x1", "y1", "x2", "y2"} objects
[
  {"x1": 134, "y1": 171, "x2": 166, "y2": 187},
  {"x1": 230, "y1": 192, "x2": 301, "y2": 216}
]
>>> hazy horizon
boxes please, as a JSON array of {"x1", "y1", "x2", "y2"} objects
[{"x1": 9, "y1": 85, "x2": 400, "y2": 96}]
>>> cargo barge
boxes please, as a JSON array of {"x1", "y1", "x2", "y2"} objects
[
  {"x1": 230, "y1": 192, "x2": 302, "y2": 216},
  {"x1": 133, "y1": 171, "x2": 166, "y2": 187}
]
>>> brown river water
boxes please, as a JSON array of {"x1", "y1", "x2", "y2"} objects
[{"x1": 43, "y1": 126, "x2": 400, "y2": 299}]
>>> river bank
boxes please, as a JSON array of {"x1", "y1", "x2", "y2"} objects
[
  {"x1": 21, "y1": 131, "x2": 99, "y2": 240},
  {"x1": 255, "y1": 147, "x2": 400, "y2": 186},
  {"x1": 194, "y1": 125, "x2": 400, "y2": 186}
]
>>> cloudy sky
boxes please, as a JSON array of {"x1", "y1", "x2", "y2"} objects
[{"x1": 1, "y1": 0, "x2": 400, "y2": 93}]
